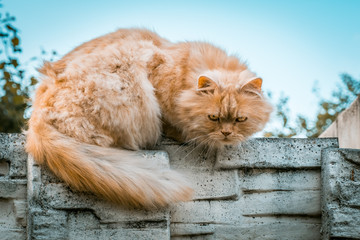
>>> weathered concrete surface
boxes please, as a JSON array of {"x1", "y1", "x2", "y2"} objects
[
  {"x1": 27, "y1": 152, "x2": 171, "y2": 240},
  {"x1": 3, "y1": 133, "x2": 357, "y2": 240},
  {"x1": 0, "y1": 133, "x2": 27, "y2": 240},
  {"x1": 216, "y1": 138, "x2": 338, "y2": 169},
  {"x1": 321, "y1": 148, "x2": 360, "y2": 239},
  {"x1": 158, "y1": 137, "x2": 338, "y2": 239},
  {"x1": 320, "y1": 96, "x2": 360, "y2": 149}
]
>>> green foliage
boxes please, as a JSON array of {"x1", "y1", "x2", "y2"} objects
[
  {"x1": 265, "y1": 74, "x2": 360, "y2": 138},
  {"x1": 0, "y1": 9, "x2": 35, "y2": 133},
  {"x1": 299, "y1": 74, "x2": 360, "y2": 137},
  {"x1": 0, "y1": 5, "x2": 57, "y2": 133},
  {"x1": 263, "y1": 93, "x2": 297, "y2": 138}
]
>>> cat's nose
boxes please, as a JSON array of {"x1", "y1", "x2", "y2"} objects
[{"x1": 221, "y1": 131, "x2": 232, "y2": 137}]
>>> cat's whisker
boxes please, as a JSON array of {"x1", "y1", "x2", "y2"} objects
[
  {"x1": 173, "y1": 136, "x2": 203, "y2": 155},
  {"x1": 173, "y1": 143, "x2": 190, "y2": 155},
  {"x1": 182, "y1": 141, "x2": 204, "y2": 161},
  {"x1": 191, "y1": 135, "x2": 214, "y2": 163},
  {"x1": 195, "y1": 139, "x2": 210, "y2": 162},
  {"x1": 204, "y1": 138, "x2": 217, "y2": 158},
  {"x1": 204, "y1": 140, "x2": 215, "y2": 157},
  {"x1": 203, "y1": 138, "x2": 217, "y2": 161},
  {"x1": 170, "y1": 135, "x2": 202, "y2": 155},
  {"x1": 186, "y1": 135, "x2": 206, "y2": 144},
  {"x1": 181, "y1": 134, "x2": 212, "y2": 161}
]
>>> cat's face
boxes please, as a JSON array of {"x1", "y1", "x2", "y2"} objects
[{"x1": 176, "y1": 71, "x2": 272, "y2": 147}]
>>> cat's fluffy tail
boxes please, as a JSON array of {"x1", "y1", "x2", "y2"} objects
[{"x1": 25, "y1": 120, "x2": 193, "y2": 208}]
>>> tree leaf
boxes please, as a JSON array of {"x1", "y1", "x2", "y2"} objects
[
  {"x1": 13, "y1": 95, "x2": 23, "y2": 105},
  {"x1": 11, "y1": 36, "x2": 19, "y2": 47},
  {"x1": 31, "y1": 77, "x2": 38, "y2": 85},
  {"x1": 6, "y1": 24, "x2": 16, "y2": 32},
  {"x1": 3, "y1": 71, "x2": 11, "y2": 80},
  {"x1": 11, "y1": 58, "x2": 18, "y2": 68}
]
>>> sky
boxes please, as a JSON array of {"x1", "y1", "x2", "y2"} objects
[{"x1": 4, "y1": 0, "x2": 360, "y2": 132}]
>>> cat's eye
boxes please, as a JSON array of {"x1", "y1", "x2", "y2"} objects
[
  {"x1": 236, "y1": 116, "x2": 248, "y2": 122},
  {"x1": 208, "y1": 114, "x2": 219, "y2": 121}
]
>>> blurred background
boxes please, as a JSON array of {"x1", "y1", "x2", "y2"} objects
[{"x1": 1, "y1": 0, "x2": 359, "y2": 137}]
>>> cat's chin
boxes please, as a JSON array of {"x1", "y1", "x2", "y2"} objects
[
  {"x1": 219, "y1": 134, "x2": 251, "y2": 146},
  {"x1": 218, "y1": 138, "x2": 241, "y2": 146}
]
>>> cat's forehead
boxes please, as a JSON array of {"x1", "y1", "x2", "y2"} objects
[
  {"x1": 218, "y1": 91, "x2": 241, "y2": 117},
  {"x1": 203, "y1": 69, "x2": 257, "y2": 89}
]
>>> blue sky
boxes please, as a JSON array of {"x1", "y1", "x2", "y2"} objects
[{"x1": 4, "y1": 0, "x2": 360, "y2": 131}]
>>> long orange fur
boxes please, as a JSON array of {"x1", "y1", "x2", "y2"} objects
[{"x1": 26, "y1": 28, "x2": 272, "y2": 208}]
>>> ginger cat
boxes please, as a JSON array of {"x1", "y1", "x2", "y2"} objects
[{"x1": 26, "y1": 28, "x2": 272, "y2": 208}]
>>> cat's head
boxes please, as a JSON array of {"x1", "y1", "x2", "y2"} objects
[{"x1": 176, "y1": 69, "x2": 272, "y2": 147}]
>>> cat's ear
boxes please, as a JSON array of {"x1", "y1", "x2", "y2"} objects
[
  {"x1": 244, "y1": 77, "x2": 262, "y2": 90},
  {"x1": 241, "y1": 77, "x2": 263, "y2": 96},
  {"x1": 241, "y1": 77, "x2": 262, "y2": 91},
  {"x1": 197, "y1": 76, "x2": 218, "y2": 93}
]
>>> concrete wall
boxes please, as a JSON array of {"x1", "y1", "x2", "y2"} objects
[
  {"x1": 1, "y1": 133, "x2": 359, "y2": 239},
  {"x1": 0, "y1": 134, "x2": 27, "y2": 240},
  {"x1": 321, "y1": 148, "x2": 360, "y2": 239},
  {"x1": 163, "y1": 138, "x2": 337, "y2": 240},
  {"x1": 320, "y1": 96, "x2": 360, "y2": 149}
]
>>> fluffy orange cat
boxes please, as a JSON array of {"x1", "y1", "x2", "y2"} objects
[{"x1": 26, "y1": 28, "x2": 272, "y2": 208}]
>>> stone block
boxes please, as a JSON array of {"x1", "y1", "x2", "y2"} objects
[
  {"x1": 0, "y1": 133, "x2": 27, "y2": 178},
  {"x1": 0, "y1": 199, "x2": 26, "y2": 239},
  {"x1": 31, "y1": 209, "x2": 69, "y2": 240},
  {"x1": 241, "y1": 190, "x2": 320, "y2": 216},
  {"x1": 170, "y1": 223, "x2": 215, "y2": 237},
  {"x1": 216, "y1": 138, "x2": 338, "y2": 169},
  {"x1": 0, "y1": 160, "x2": 9, "y2": 176},
  {"x1": 329, "y1": 208, "x2": 360, "y2": 239},
  {"x1": 0, "y1": 134, "x2": 28, "y2": 239},
  {"x1": 0, "y1": 179, "x2": 27, "y2": 198},
  {"x1": 239, "y1": 169, "x2": 320, "y2": 191},
  {"x1": 67, "y1": 210, "x2": 170, "y2": 240},
  {"x1": 321, "y1": 148, "x2": 360, "y2": 239},
  {"x1": 27, "y1": 147, "x2": 172, "y2": 240},
  {"x1": 13, "y1": 200, "x2": 27, "y2": 227},
  {"x1": 187, "y1": 169, "x2": 239, "y2": 200},
  {"x1": 0, "y1": 229, "x2": 26, "y2": 240},
  {"x1": 171, "y1": 200, "x2": 243, "y2": 224},
  {"x1": 171, "y1": 218, "x2": 321, "y2": 240},
  {"x1": 213, "y1": 218, "x2": 321, "y2": 240}
]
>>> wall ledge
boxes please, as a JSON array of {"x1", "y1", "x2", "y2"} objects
[{"x1": 1, "y1": 133, "x2": 359, "y2": 239}]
